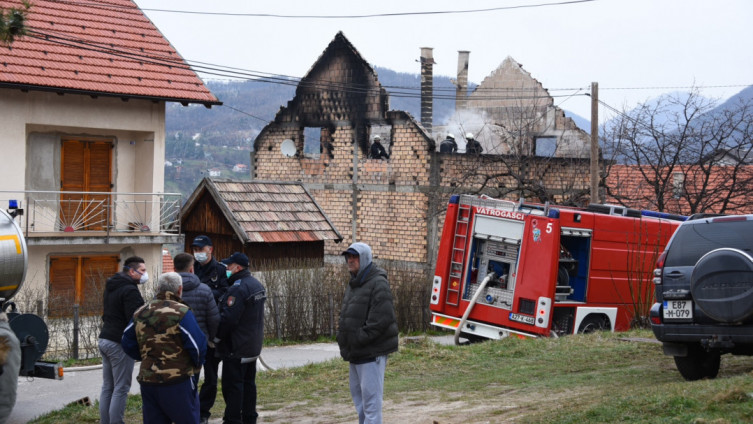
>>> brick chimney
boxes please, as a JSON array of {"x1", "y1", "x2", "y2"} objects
[
  {"x1": 455, "y1": 51, "x2": 469, "y2": 111},
  {"x1": 420, "y1": 47, "x2": 434, "y2": 134}
]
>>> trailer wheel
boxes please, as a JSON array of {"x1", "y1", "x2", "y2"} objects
[
  {"x1": 673, "y1": 345, "x2": 720, "y2": 381},
  {"x1": 577, "y1": 314, "x2": 610, "y2": 334}
]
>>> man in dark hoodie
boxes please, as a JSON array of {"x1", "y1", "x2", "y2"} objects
[
  {"x1": 337, "y1": 242, "x2": 398, "y2": 424},
  {"x1": 174, "y1": 252, "x2": 220, "y2": 423},
  {"x1": 99, "y1": 256, "x2": 146, "y2": 424}
]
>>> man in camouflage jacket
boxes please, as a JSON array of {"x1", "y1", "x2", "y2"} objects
[{"x1": 122, "y1": 272, "x2": 207, "y2": 424}]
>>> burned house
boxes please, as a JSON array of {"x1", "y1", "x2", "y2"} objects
[
  {"x1": 251, "y1": 32, "x2": 592, "y2": 269},
  {"x1": 447, "y1": 55, "x2": 591, "y2": 158}
]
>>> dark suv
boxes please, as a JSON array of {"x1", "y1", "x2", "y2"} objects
[{"x1": 651, "y1": 214, "x2": 753, "y2": 381}]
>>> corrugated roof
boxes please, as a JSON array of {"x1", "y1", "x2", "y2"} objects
[
  {"x1": 0, "y1": 0, "x2": 219, "y2": 106},
  {"x1": 183, "y1": 178, "x2": 342, "y2": 244}
]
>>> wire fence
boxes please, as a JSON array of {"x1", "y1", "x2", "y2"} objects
[{"x1": 11, "y1": 260, "x2": 432, "y2": 361}]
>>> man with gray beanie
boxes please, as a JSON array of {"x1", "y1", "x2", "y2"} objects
[{"x1": 337, "y1": 242, "x2": 398, "y2": 424}]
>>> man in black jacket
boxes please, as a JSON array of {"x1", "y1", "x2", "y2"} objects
[
  {"x1": 190, "y1": 235, "x2": 227, "y2": 423},
  {"x1": 98, "y1": 256, "x2": 146, "y2": 424},
  {"x1": 216, "y1": 252, "x2": 266, "y2": 424},
  {"x1": 337, "y1": 242, "x2": 398, "y2": 424},
  {"x1": 174, "y1": 251, "x2": 220, "y2": 420},
  {"x1": 191, "y1": 235, "x2": 228, "y2": 303}
]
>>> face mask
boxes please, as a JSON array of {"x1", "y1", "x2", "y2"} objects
[
  {"x1": 226, "y1": 270, "x2": 233, "y2": 278},
  {"x1": 139, "y1": 271, "x2": 149, "y2": 284},
  {"x1": 194, "y1": 252, "x2": 208, "y2": 263}
]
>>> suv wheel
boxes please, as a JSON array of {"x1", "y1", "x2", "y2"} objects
[{"x1": 673, "y1": 345, "x2": 720, "y2": 381}]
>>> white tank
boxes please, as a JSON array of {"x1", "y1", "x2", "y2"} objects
[{"x1": 0, "y1": 209, "x2": 28, "y2": 303}]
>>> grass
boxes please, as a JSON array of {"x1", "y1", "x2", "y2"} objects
[{"x1": 32, "y1": 329, "x2": 753, "y2": 423}]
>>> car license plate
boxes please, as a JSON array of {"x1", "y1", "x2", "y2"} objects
[{"x1": 663, "y1": 300, "x2": 693, "y2": 320}]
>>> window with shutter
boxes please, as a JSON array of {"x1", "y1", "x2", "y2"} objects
[
  {"x1": 61, "y1": 140, "x2": 112, "y2": 231},
  {"x1": 49, "y1": 255, "x2": 119, "y2": 318}
]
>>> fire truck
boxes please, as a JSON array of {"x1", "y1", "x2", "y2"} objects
[{"x1": 430, "y1": 194, "x2": 684, "y2": 342}]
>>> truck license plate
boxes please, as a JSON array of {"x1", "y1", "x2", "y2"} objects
[
  {"x1": 509, "y1": 313, "x2": 534, "y2": 325},
  {"x1": 663, "y1": 300, "x2": 693, "y2": 320}
]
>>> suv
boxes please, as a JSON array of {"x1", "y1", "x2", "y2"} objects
[{"x1": 651, "y1": 214, "x2": 753, "y2": 381}]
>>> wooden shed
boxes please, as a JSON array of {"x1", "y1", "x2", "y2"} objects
[{"x1": 180, "y1": 178, "x2": 343, "y2": 267}]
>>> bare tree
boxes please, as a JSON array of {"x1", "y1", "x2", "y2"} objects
[{"x1": 602, "y1": 88, "x2": 753, "y2": 215}]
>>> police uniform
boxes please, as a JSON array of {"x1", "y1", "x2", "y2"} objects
[{"x1": 216, "y1": 256, "x2": 265, "y2": 424}]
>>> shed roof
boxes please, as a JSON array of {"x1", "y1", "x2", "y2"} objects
[
  {"x1": 182, "y1": 178, "x2": 343, "y2": 244},
  {"x1": 0, "y1": 0, "x2": 219, "y2": 106}
]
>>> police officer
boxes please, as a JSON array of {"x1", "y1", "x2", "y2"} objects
[
  {"x1": 190, "y1": 235, "x2": 228, "y2": 424},
  {"x1": 215, "y1": 252, "x2": 265, "y2": 424}
]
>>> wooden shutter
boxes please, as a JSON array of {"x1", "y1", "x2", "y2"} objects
[
  {"x1": 49, "y1": 256, "x2": 78, "y2": 318},
  {"x1": 60, "y1": 140, "x2": 112, "y2": 231},
  {"x1": 81, "y1": 256, "x2": 118, "y2": 315},
  {"x1": 49, "y1": 255, "x2": 119, "y2": 318}
]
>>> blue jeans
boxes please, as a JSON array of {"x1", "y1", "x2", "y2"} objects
[
  {"x1": 99, "y1": 338, "x2": 135, "y2": 424},
  {"x1": 349, "y1": 356, "x2": 387, "y2": 424}
]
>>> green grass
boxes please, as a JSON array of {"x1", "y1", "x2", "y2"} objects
[{"x1": 32, "y1": 330, "x2": 753, "y2": 423}]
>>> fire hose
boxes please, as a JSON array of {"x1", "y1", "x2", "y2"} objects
[{"x1": 454, "y1": 272, "x2": 496, "y2": 346}]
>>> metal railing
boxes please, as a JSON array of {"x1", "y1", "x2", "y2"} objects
[{"x1": 0, "y1": 190, "x2": 181, "y2": 236}]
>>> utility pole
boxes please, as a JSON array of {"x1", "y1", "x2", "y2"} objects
[{"x1": 590, "y1": 82, "x2": 599, "y2": 204}]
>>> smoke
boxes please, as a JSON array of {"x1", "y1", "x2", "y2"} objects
[{"x1": 437, "y1": 109, "x2": 497, "y2": 153}]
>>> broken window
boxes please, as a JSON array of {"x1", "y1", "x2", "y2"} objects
[
  {"x1": 534, "y1": 136, "x2": 557, "y2": 157},
  {"x1": 303, "y1": 127, "x2": 322, "y2": 158}
]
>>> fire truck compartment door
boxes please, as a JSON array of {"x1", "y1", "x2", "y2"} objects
[{"x1": 474, "y1": 216, "x2": 524, "y2": 241}]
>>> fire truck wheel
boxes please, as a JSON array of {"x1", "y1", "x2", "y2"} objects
[
  {"x1": 459, "y1": 332, "x2": 486, "y2": 344},
  {"x1": 577, "y1": 315, "x2": 610, "y2": 334},
  {"x1": 673, "y1": 344, "x2": 720, "y2": 381}
]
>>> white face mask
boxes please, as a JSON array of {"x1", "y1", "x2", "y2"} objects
[
  {"x1": 194, "y1": 252, "x2": 208, "y2": 263},
  {"x1": 139, "y1": 271, "x2": 149, "y2": 284}
]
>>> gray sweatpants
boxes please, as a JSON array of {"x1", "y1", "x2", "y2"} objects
[
  {"x1": 348, "y1": 355, "x2": 387, "y2": 424},
  {"x1": 98, "y1": 338, "x2": 135, "y2": 424}
]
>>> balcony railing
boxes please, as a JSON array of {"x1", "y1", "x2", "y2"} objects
[{"x1": 0, "y1": 191, "x2": 181, "y2": 238}]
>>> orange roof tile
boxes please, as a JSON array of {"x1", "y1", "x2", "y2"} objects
[{"x1": 0, "y1": 0, "x2": 219, "y2": 106}]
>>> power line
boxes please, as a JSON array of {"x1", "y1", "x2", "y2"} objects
[{"x1": 55, "y1": 0, "x2": 599, "y2": 19}]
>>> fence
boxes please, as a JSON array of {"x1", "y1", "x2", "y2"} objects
[{"x1": 9, "y1": 260, "x2": 432, "y2": 361}]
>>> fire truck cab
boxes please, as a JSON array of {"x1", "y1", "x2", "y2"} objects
[{"x1": 430, "y1": 194, "x2": 683, "y2": 340}]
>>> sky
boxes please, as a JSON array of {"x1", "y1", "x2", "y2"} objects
[{"x1": 133, "y1": 0, "x2": 753, "y2": 122}]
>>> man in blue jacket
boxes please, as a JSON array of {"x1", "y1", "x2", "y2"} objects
[
  {"x1": 215, "y1": 252, "x2": 266, "y2": 424},
  {"x1": 122, "y1": 272, "x2": 207, "y2": 424},
  {"x1": 337, "y1": 242, "x2": 398, "y2": 424}
]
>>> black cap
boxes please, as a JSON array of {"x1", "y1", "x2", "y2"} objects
[
  {"x1": 341, "y1": 247, "x2": 358, "y2": 256},
  {"x1": 191, "y1": 235, "x2": 212, "y2": 248},
  {"x1": 221, "y1": 252, "x2": 249, "y2": 268}
]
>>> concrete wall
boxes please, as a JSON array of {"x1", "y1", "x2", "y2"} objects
[{"x1": 0, "y1": 88, "x2": 168, "y2": 309}]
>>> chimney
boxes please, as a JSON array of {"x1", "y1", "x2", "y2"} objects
[
  {"x1": 455, "y1": 51, "x2": 469, "y2": 111},
  {"x1": 420, "y1": 47, "x2": 434, "y2": 134}
]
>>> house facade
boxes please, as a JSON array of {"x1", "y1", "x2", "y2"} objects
[{"x1": 0, "y1": 0, "x2": 219, "y2": 317}]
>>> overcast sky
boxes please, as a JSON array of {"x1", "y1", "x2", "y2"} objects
[{"x1": 133, "y1": 0, "x2": 753, "y2": 121}]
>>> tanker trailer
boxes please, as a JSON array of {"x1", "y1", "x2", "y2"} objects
[{"x1": 0, "y1": 203, "x2": 62, "y2": 380}]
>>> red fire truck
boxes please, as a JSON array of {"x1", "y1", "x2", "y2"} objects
[{"x1": 429, "y1": 194, "x2": 684, "y2": 341}]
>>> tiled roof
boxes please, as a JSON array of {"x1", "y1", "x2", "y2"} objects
[
  {"x1": 0, "y1": 0, "x2": 219, "y2": 106},
  {"x1": 183, "y1": 178, "x2": 343, "y2": 244}
]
